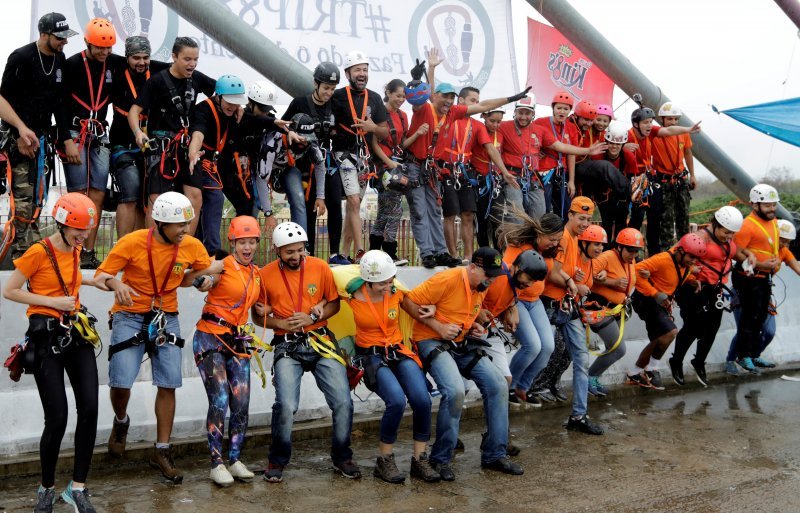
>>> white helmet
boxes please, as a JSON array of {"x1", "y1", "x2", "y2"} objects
[
  {"x1": 604, "y1": 120, "x2": 629, "y2": 144},
  {"x1": 272, "y1": 222, "x2": 308, "y2": 248},
  {"x1": 247, "y1": 81, "x2": 278, "y2": 105},
  {"x1": 344, "y1": 50, "x2": 369, "y2": 69},
  {"x1": 151, "y1": 191, "x2": 195, "y2": 223},
  {"x1": 658, "y1": 102, "x2": 682, "y2": 117},
  {"x1": 778, "y1": 219, "x2": 797, "y2": 241},
  {"x1": 749, "y1": 184, "x2": 780, "y2": 204},
  {"x1": 714, "y1": 205, "x2": 744, "y2": 232},
  {"x1": 359, "y1": 250, "x2": 397, "y2": 283},
  {"x1": 514, "y1": 94, "x2": 536, "y2": 111}
]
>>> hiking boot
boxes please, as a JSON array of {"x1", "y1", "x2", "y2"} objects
[
  {"x1": 753, "y1": 357, "x2": 776, "y2": 368},
  {"x1": 645, "y1": 370, "x2": 665, "y2": 390},
  {"x1": 210, "y1": 464, "x2": 234, "y2": 487},
  {"x1": 334, "y1": 460, "x2": 362, "y2": 479},
  {"x1": 149, "y1": 445, "x2": 183, "y2": 484},
  {"x1": 625, "y1": 371, "x2": 654, "y2": 389},
  {"x1": 374, "y1": 454, "x2": 405, "y2": 484},
  {"x1": 588, "y1": 376, "x2": 608, "y2": 397},
  {"x1": 431, "y1": 461, "x2": 455, "y2": 481},
  {"x1": 228, "y1": 460, "x2": 255, "y2": 480},
  {"x1": 108, "y1": 416, "x2": 129, "y2": 457},
  {"x1": 328, "y1": 254, "x2": 352, "y2": 266},
  {"x1": 482, "y1": 456, "x2": 524, "y2": 475},
  {"x1": 422, "y1": 254, "x2": 438, "y2": 269},
  {"x1": 669, "y1": 357, "x2": 685, "y2": 386},
  {"x1": 80, "y1": 249, "x2": 101, "y2": 269},
  {"x1": 690, "y1": 358, "x2": 708, "y2": 387},
  {"x1": 724, "y1": 360, "x2": 740, "y2": 376},
  {"x1": 34, "y1": 486, "x2": 56, "y2": 513},
  {"x1": 566, "y1": 414, "x2": 604, "y2": 435},
  {"x1": 532, "y1": 388, "x2": 557, "y2": 403},
  {"x1": 263, "y1": 463, "x2": 284, "y2": 483},
  {"x1": 737, "y1": 357, "x2": 760, "y2": 374},
  {"x1": 354, "y1": 249, "x2": 367, "y2": 263},
  {"x1": 550, "y1": 385, "x2": 568, "y2": 402},
  {"x1": 410, "y1": 452, "x2": 441, "y2": 482},
  {"x1": 61, "y1": 482, "x2": 96, "y2": 513},
  {"x1": 435, "y1": 253, "x2": 461, "y2": 268}
]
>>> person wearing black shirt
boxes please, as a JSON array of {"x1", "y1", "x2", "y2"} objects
[
  {"x1": 331, "y1": 51, "x2": 389, "y2": 263},
  {"x1": 128, "y1": 37, "x2": 215, "y2": 234},
  {"x1": 0, "y1": 12, "x2": 76, "y2": 269}
]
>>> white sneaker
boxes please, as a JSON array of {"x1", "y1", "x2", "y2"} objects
[
  {"x1": 228, "y1": 460, "x2": 255, "y2": 480},
  {"x1": 210, "y1": 464, "x2": 235, "y2": 486}
]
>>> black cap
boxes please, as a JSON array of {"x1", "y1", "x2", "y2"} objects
[
  {"x1": 290, "y1": 113, "x2": 318, "y2": 143},
  {"x1": 471, "y1": 247, "x2": 504, "y2": 278},
  {"x1": 38, "y1": 12, "x2": 79, "y2": 39}
]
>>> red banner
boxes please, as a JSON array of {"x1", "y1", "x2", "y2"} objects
[{"x1": 527, "y1": 19, "x2": 614, "y2": 107}]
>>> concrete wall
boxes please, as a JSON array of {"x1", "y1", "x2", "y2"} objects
[{"x1": 1, "y1": 267, "x2": 799, "y2": 457}]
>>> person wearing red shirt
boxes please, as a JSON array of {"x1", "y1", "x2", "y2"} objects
[
  {"x1": 473, "y1": 108, "x2": 505, "y2": 248},
  {"x1": 591, "y1": 103, "x2": 614, "y2": 139}
]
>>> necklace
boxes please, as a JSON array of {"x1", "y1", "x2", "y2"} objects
[{"x1": 37, "y1": 41, "x2": 55, "y2": 76}]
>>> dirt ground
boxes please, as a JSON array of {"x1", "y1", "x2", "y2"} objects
[{"x1": 2, "y1": 375, "x2": 800, "y2": 513}]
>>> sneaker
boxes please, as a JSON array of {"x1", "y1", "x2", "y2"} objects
[
  {"x1": 210, "y1": 464, "x2": 234, "y2": 487},
  {"x1": 108, "y1": 416, "x2": 129, "y2": 457},
  {"x1": 509, "y1": 388, "x2": 527, "y2": 405},
  {"x1": 421, "y1": 254, "x2": 438, "y2": 269},
  {"x1": 334, "y1": 459, "x2": 362, "y2": 479},
  {"x1": 263, "y1": 463, "x2": 284, "y2": 483},
  {"x1": 149, "y1": 445, "x2": 183, "y2": 484},
  {"x1": 588, "y1": 376, "x2": 608, "y2": 397},
  {"x1": 737, "y1": 357, "x2": 761, "y2": 374},
  {"x1": 80, "y1": 249, "x2": 101, "y2": 269},
  {"x1": 431, "y1": 461, "x2": 455, "y2": 481},
  {"x1": 507, "y1": 442, "x2": 521, "y2": 457},
  {"x1": 228, "y1": 460, "x2": 255, "y2": 481},
  {"x1": 669, "y1": 357, "x2": 685, "y2": 386},
  {"x1": 481, "y1": 456, "x2": 524, "y2": 475},
  {"x1": 354, "y1": 249, "x2": 366, "y2": 263},
  {"x1": 753, "y1": 357, "x2": 776, "y2": 368},
  {"x1": 393, "y1": 257, "x2": 409, "y2": 266},
  {"x1": 550, "y1": 385, "x2": 568, "y2": 402},
  {"x1": 410, "y1": 452, "x2": 441, "y2": 482},
  {"x1": 690, "y1": 358, "x2": 708, "y2": 387},
  {"x1": 61, "y1": 482, "x2": 96, "y2": 513},
  {"x1": 34, "y1": 486, "x2": 56, "y2": 513},
  {"x1": 532, "y1": 388, "x2": 557, "y2": 403},
  {"x1": 374, "y1": 454, "x2": 405, "y2": 484},
  {"x1": 328, "y1": 254, "x2": 352, "y2": 266},
  {"x1": 645, "y1": 370, "x2": 665, "y2": 390},
  {"x1": 625, "y1": 371, "x2": 655, "y2": 389},
  {"x1": 435, "y1": 253, "x2": 461, "y2": 268},
  {"x1": 724, "y1": 360, "x2": 740, "y2": 376},
  {"x1": 566, "y1": 414, "x2": 604, "y2": 435},
  {"x1": 525, "y1": 391, "x2": 543, "y2": 407}
]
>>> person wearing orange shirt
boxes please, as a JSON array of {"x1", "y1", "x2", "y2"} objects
[
  {"x1": 3, "y1": 193, "x2": 102, "y2": 512},
  {"x1": 345, "y1": 251, "x2": 441, "y2": 484},
  {"x1": 585, "y1": 227, "x2": 643, "y2": 396},
  {"x1": 192, "y1": 216, "x2": 264, "y2": 486},
  {"x1": 729, "y1": 184, "x2": 783, "y2": 374},
  {"x1": 254, "y1": 222, "x2": 359, "y2": 483},
  {"x1": 402, "y1": 247, "x2": 523, "y2": 479},
  {"x1": 625, "y1": 233, "x2": 706, "y2": 389},
  {"x1": 95, "y1": 191, "x2": 221, "y2": 483}
]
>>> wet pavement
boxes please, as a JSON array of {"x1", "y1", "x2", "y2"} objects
[{"x1": 2, "y1": 375, "x2": 800, "y2": 512}]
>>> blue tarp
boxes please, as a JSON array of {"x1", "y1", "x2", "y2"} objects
[{"x1": 715, "y1": 97, "x2": 800, "y2": 148}]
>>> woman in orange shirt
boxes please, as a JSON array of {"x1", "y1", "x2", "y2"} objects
[
  {"x1": 193, "y1": 216, "x2": 264, "y2": 486},
  {"x1": 348, "y1": 250, "x2": 440, "y2": 484},
  {"x1": 3, "y1": 193, "x2": 102, "y2": 512}
]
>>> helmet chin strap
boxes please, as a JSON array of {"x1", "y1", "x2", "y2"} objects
[
  {"x1": 58, "y1": 225, "x2": 71, "y2": 248},
  {"x1": 156, "y1": 222, "x2": 174, "y2": 244}
]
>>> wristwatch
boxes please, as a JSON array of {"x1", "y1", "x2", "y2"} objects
[
  {"x1": 309, "y1": 312, "x2": 320, "y2": 323},
  {"x1": 263, "y1": 209, "x2": 273, "y2": 217}
]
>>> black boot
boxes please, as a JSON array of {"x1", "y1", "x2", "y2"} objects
[
  {"x1": 382, "y1": 240, "x2": 408, "y2": 266},
  {"x1": 369, "y1": 234, "x2": 384, "y2": 251}
]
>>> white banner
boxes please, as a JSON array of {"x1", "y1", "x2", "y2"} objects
[{"x1": 32, "y1": 0, "x2": 519, "y2": 103}]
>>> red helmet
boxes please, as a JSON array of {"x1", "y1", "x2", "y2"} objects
[
  {"x1": 52, "y1": 193, "x2": 97, "y2": 230},
  {"x1": 578, "y1": 224, "x2": 608, "y2": 244},
  {"x1": 615, "y1": 228, "x2": 644, "y2": 248},
  {"x1": 227, "y1": 216, "x2": 261, "y2": 241},
  {"x1": 551, "y1": 90, "x2": 574, "y2": 108},
  {"x1": 84, "y1": 18, "x2": 116, "y2": 47},
  {"x1": 574, "y1": 100, "x2": 597, "y2": 120},
  {"x1": 678, "y1": 233, "x2": 707, "y2": 257}
]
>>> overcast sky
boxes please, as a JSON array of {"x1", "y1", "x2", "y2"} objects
[{"x1": 2, "y1": 0, "x2": 799, "y2": 182}]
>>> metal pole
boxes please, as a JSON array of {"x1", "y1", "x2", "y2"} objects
[
  {"x1": 527, "y1": 0, "x2": 791, "y2": 218},
  {"x1": 774, "y1": 0, "x2": 800, "y2": 31},
  {"x1": 161, "y1": 0, "x2": 313, "y2": 98}
]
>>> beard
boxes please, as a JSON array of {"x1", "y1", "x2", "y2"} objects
[{"x1": 476, "y1": 280, "x2": 491, "y2": 292}]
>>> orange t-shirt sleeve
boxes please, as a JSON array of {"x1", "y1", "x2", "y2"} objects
[
  {"x1": 14, "y1": 243, "x2": 82, "y2": 318},
  {"x1": 320, "y1": 265, "x2": 339, "y2": 302},
  {"x1": 96, "y1": 235, "x2": 133, "y2": 278},
  {"x1": 779, "y1": 246, "x2": 795, "y2": 265},
  {"x1": 634, "y1": 257, "x2": 660, "y2": 297},
  {"x1": 13, "y1": 244, "x2": 45, "y2": 281},
  {"x1": 407, "y1": 274, "x2": 445, "y2": 307}
]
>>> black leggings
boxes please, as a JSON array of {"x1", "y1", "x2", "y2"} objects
[
  {"x1": 32, "y1": 329, "x2": 99, "y2": 487},
  {"x1": 731, "y1": 272, "x2": 772, "y2": 359},
  {"x1": 673, "y1": 283, "x2": 724, "y2": 365},
  {"x1": 306, "y1": 171, "x2": 343, "y2": 256}
]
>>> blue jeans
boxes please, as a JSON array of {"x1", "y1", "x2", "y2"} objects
[
  {"x1": 556, "y1": 318, "x2": 590, "y2": 416},
  {"x1": 63, "y1": 130, "x2": 110, "y2": 192},
  {"x1": 404, "y1": 162, "x2": 447, "y2": 258},
  {"x1": 373, "y1": 357, "x2": 432, "y2": 444},
  {"x1": 726, "y1": 308, "x2": 777, "y2": 361},
  {"x1": 280, "y1": 167, "x2": 308, "y2": 231},
  {"x1": 199, "y1": 173, "x2": 224, "y2": 254},
  {"x1": 417, "y1": 339, "x2": 509, "y2": 465},
  {"x1": 509, "y1": 299, "x2": 555, "y2": 391},
  {"x1": 268, "y1": 355, "x2": 354, "y2": 467},
  {"x1": 108, "y1": 311, "x2": 183, "y2": 389}
]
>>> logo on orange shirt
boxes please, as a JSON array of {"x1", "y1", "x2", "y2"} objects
[
  {"x1": 307, "y1": 284, "x2": 318, "y2": 296},
  {"x1": 388, "y1": 308, "x2": 398, "y2": 320},
  {"x1": 173, "y1": 263, "x2": 184, "y2": 275}
]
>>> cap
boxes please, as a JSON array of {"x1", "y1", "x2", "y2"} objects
[
  {"x1": 221, "y1": 93, "x2": 248, "y2": 105},
  {"x1": 569, "y1": 196, "x2": 595, "y2": 216},
  {"x1": 38, "y1": 12, "x2": 79, "y2": 39},
  {"x1": 125, "y1": 36, "x2": 151, "y2": 57},
  {"x1": 434, "y1": 82, "x2": 457, "y2": 95},
  {"x1": 471, "y1": 247, "x2": 504, "y2": 278},
  {"x1": 290, "y1": 113, "x2": 318, "y2": 143}
]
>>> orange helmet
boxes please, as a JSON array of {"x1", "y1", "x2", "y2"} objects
[
  {"x1": 52, "y1": 193, "x2": 97, "y2": 230},
  {"x1": 578, "y1": 224, "x2": 608, "y2": 244},
  {"x1": 84, "y1": 18, "x2": 116, "y2": 47},
  {"x1": 616, "y1": 228, "x2": 644, "y2": 248},
  {"x1": 551, "y1": 90, "x2": 574, "y2": 108},
  {"x1": 227, "y1": 216, "x2": 261, "y2": 241},
  {"x1": 574, "y1": 100, "x2": 597, "y2": 120}
]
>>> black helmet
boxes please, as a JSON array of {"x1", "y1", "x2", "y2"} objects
[
  {"x1": 631, "y1": 107, "x2": 656, "y2": 125},
  {"x1": 313, "y1": 61, "x2": 340, "y2": 85},
  {"x1": 513, "y1": 250, "x2": 548, "y2": 281}
]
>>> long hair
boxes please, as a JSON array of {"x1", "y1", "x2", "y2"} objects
[{"x1": 495, "y1": 207, "x2": 563, "y2": 251}]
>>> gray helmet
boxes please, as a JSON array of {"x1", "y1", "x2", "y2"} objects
[
  {"x1": 313, "y1": 61, "x2": 340, "y2": 85},
  {"x1": 514, "y1": 250, "x2": 548, "y2": 281},
  {"x1": 290, "y1": 113, "x2": 318, "y2": 144},
  {"x1": 631, "y1": 107, "x2": 656, "y2": 125}
]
